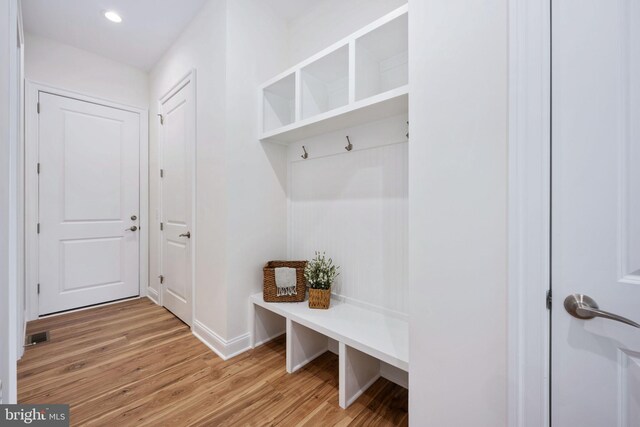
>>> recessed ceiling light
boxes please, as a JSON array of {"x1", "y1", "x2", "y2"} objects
[{"x1": 104, "y1": 10, "x2": 122, "y2": 23}]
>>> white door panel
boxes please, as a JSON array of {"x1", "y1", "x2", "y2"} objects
[
  {"x1": 552, "y1": 0, "x2": 640, "y2": 425},
  {"x1": 38, "y1": 93, "x2": 140, "y2": 315},
  {"x1": 160, "y1": 78, "x2": 194, "y2": 325}
]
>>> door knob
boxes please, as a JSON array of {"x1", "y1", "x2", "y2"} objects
[
  {"x1": 564, "y1": 294, "x2": 640, "y2": 328},
  {"x1": 179, "y1": 231, "x2": 191, "y2": 238},
  {"x1": 125, "y1": 226, "x2": 138, "y2": 232}
]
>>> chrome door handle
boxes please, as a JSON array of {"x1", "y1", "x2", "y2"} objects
[
  {"x1": 564, "y1": 294, "x2": 640, "y2": 328},
  {"x1": 179, "y1": 231, "x2": 191, "y2": 238},
  {"x1": 125, "y1": 226, "x2": 138, "y2": 232}
]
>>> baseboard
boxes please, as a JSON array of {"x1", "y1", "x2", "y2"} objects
[
  {"x1": 192, "y1": 320, "x2": 251, "y2": 361},
  {"x1": 146, "y1": 287, "x2": 160, "y2": 305},
  {"x1": 18, "y1": 310, "x2": 27, "y2": 360}
]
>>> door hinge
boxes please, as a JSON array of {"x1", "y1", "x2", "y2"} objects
[
  {"x1": 160, "y1": 222, "x2": 164, "y2": 231},
  {"x1": 37, "y1": 163, "x2": 40, "y2": 174},
  {"x1": 546, "y1": 290, "x2": 552, "y2": 310},
  {"x1": 37, "y1": 223, "x2": 40, "y2": 234},
  {"x1": 160, "y1": 169, "x2": 164, "y2": 178},
  {"x1": 159, "y1": 275, "x2": 164, "y2": 284},
  {"x1": 157, "y1": 114, "x2": 164, "y2": 125},
  {"x1": 37, "y1": 102, "x2": 40, "y2": 114},
  {"x1": 37, "y1": 283, "x2": 40, "y2": 294}
]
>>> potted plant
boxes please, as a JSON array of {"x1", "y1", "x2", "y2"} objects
[{"x1": 304, "y1": 252, "x2": 339, "y2": 309}]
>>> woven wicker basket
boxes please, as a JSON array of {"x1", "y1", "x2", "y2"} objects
[
  {"x1": 263, "y1": 261, "x2": 307, "y2": 302},
  {"x1": 308, "y1": 288, "x2": 331, "y2": 309}
]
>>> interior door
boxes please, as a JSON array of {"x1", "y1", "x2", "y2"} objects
[
  {"x1": 552, "y1": 0, "x2": 640, "y2": 425},
  {"x1": 160, "y1": 77, "x2": 194, "y2": 326},
  {"x1": 38, "y1": 92, "x2": 140, "y2": 315}
]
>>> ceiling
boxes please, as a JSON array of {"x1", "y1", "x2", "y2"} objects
[
  {"x1": 22, "y1": 0, "x2": 210, "y2": 70},
  {"x1": 22, "y1": 0, "x2": 321, "y2": 71}
]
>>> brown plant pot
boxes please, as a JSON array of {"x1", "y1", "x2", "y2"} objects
[{"x1": 308, "y1": 288, "x2": 331, "y2": 309}]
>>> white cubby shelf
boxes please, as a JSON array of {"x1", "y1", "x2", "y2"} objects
[
  {"x1": 250, "y1": 293, "x2": 408, "y2": 409},
  {"x1": 259, "y1": 5, "x2": 408, "y2": 143}
]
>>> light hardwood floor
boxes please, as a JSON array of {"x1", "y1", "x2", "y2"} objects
[{"x1": 18, "y1": 298, "x2": 408, "y2": 426}]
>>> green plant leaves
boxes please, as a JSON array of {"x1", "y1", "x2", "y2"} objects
[{"x1": 304, "y1": 251, "x2": 340, "y2": 290}]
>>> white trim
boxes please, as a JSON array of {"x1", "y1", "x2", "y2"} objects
[
  {"x1": 508, "y1": 0, "x2": 551, "y2": 426},
  {"x1": 2, "y1": 0, "x2": 21, "y2": 404},
  {"x1": 146, "y1": 287, "x2": 160, "y2": 305},
  {"x1": 16, "y1": 0, "x2": 23, "y2": 44},
  {"x1": 157, "y1": 69, "x2": 197, "y2": 326},
  {"x1": 192, "y1": 320, "x2": 251, "y2": 361},
  {"x1": 24, "y1": 80, "x2": 149, "y2": 321},
  {"x1": 27, "y1": 79, "x2": 147, "y2": 112},
  {"x1": 15, "y1": 0, "x2": 25, "y2": 361}
]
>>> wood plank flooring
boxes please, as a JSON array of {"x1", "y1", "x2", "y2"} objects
[{"x1": 18, "y1": 298, "x2": 408, "y2": 426}]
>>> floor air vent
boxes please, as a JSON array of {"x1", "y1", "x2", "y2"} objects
[{"x1": 25, "y1": 331, "x2": 50, "y2": 346}]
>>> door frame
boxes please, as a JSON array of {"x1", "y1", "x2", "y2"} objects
[
  {"x1": 508, "y1": 0, "x2": 552, "y2": 426},
  {"x1": 1, "y1": 0, "x2": 23, "y2": 403},
  {"x1": 24, "y1": 80, "x2": 150, "y2": 321},
  {"x1": 156, "y1": 69, "x2": 197, "y2": 326}
]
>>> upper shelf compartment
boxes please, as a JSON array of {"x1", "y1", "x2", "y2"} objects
[
  {"x1": 301, "y1": 45, "x2": 349, "y2": 120},
  {"x1": 263, "y1": 73, "x2": 295, "y2": 133},
  {"x1": 355, "y1": 13, "x2": 408, "y2": 101},
  {"x1": 260, "y1": 4, "x2": 408, "y2": 144}
]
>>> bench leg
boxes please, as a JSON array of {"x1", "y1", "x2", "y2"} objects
[
  {"x1": 339, "y1": 342, "x2": 381, "y2": 409},
  {"x1": 252, "y1": 304, "x2": 286, "y2": 348},
  {"x1": 286, "y1": 319, "x2": 328, "y2": 373}
]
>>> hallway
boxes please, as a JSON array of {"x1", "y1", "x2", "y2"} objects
[{"x1": 18, "y1": 299, "x2": 408, "y2": 426}]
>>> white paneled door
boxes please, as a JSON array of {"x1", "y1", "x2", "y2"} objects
[
  {"x1": 552, "y1": 0, "x2": 640, "y2": 425},
  {"x1": 38, "y1": 93, "x2": 140, "y2": 315},
  {"x1": 159, "y1": 76, "x2": 194, "y2": 326}
]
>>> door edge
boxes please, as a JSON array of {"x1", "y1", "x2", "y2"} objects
[{"x1": 507, "y1": 0, "x2": 552, "y2": 426}]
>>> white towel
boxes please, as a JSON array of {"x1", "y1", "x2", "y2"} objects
[{"x1": 275, "y1": 267, "x2": 297, "y2": 297}]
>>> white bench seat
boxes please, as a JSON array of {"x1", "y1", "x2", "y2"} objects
[{"x1": 249, "y1": 292, "x2": 408, "y2": 408}]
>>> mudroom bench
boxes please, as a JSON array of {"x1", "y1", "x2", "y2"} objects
[{"x1": 249, "y1": 292, "x2": 409, "y2": 409}]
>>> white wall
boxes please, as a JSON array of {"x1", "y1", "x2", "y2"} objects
[
  {"x1": 287, "y1": 115, "x2": 409, "y2": 316},
  {"x1": 149, "y1": 0, "x2": 229, "y2": 340},
  {"x1": 149, "y1": 0, "x2": 289, "y2": 352},
  {"x1": 408, "y1": 1, "x2": 509, "y2": 426},
  {"x1": 24, "y1": 33, "x2": 148, "y2": 108},
  {"x1": 224, "y1": 0, "x2": 289, "y2": 341},
  {"x1": 287, "y1": 0, "x2": 407, "y2": 66},
  {"x1": 0, "y1": 0, "x2": 20, "y2": 404}
]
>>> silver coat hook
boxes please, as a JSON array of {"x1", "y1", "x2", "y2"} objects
[
  {"x1": 345, "y1": 136, "x2": 353, "y2": 152},
  {"x1": 301, "y1": 146, "x2": 308, "y2": 159}
]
